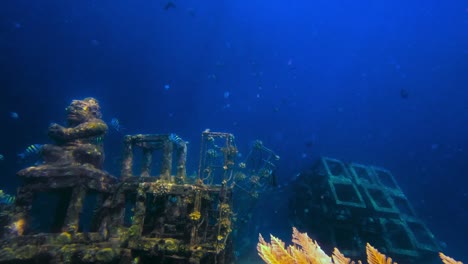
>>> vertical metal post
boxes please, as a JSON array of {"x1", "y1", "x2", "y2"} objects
[
  {"x1": 7, "y1": 186, "x2": 34, "y2": 238},
  {"x1": 141, "y1": 148, "x2": 153, "y2": 177},
  {"x1": 121, "y1": 136, "x2": 134, "y2": 179},
  {"x1": 175, "y1": 142, "x2": 187, "y2": 183},
  {"x1": 63, "y1": 186, "x2": 86, "y2": 234},
  {"x1": 161, "y1": 140, "x2": 173, "y2": 181},
  {"x1": 190, "y1": 190, "x2": 202, "y2": 246}
]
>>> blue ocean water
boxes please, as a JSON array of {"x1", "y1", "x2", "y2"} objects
[{"x1": 0, "y1": 0, "x2": 466, "y2": 262}]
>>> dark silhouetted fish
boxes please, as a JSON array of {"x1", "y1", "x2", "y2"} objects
[
  {"x1": 305, "y1": 141, "x2": 314, "y2": 148},
  {"x1": 10, "y1": 112, "x2": 19, "y2": 120},
  {"x1": 164, "y1": 1, "x2": 176, "y2": 10},
  {"x1": 400, "y1": 88, "x2": 409, "y2": 99},
  {"x1": 187, "y1": 8, "x2": 196, "y2": 17},
  {"x1": 110, "y1": 118, "x2": 125, "y2": 132}
]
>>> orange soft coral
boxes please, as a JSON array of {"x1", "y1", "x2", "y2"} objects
[
  {"x1": 366, "y1": 243, "x2": 396, "y2": 264},
  {"x1": 439, "y1": 252, "x2": 463, "y2": 264},
  {"x1": 258, "y1": 227, "x2": 463, "y2": 264},
  {"x1": 257, "y1": 233, "x2": 295, "y2": 264}
]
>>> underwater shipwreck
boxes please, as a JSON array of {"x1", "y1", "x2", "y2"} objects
[{"x1": 0, "y1": 98, "x2": 444, "y2": 264}]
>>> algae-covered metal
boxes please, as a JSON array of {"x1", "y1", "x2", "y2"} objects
[{"x1": 0, "y1": 99, "x2": 238, "y2": 264}]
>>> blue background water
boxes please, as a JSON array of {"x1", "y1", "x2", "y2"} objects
[{"x1": 0, "y1": 0, "x2": 467, "y2": 261}]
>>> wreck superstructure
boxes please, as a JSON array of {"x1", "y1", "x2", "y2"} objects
[
  {"x1": 0, "y1": 131, "x2": 241, "y2": 264},
  {"x1": 288, "y1": 157, "x2": 442, "y2": 263},
  {"x1": 0, "y1": 99, "x2": 255, "y2": 264},
  {"x1": 117, "y1": 132, "x2": 236, "y2": 263},
  {"x1": 0, "y1": 98, "x2": 443, "y2": 264}
]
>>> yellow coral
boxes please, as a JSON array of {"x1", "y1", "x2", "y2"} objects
[
  {"x1": 9, "y1": 219, "x2": 25, "y2": 236},
  {"x1": 366, "y1": 243, "x2": 396, "y2": 264},
  {"x1": 290, "y1": 227, "x2": 332, "y2": 264},
  {"x1": 257, "y1": 234, "x2": 294, "y2": 264},
  {"x1": 189, "y1": 211, "x2": 201, "y2": 221},
  {"x1": 332, "y1": 248, "x2": 359, "y2": 264},
  {"x1": 258, "y1": 227, "x2": 463, "y2": 264},
  {"x1": 439, "y1": 252, "x2": 463, "y2": 264}
]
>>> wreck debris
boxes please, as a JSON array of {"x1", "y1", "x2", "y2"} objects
[
  {"x1": 288, "y1": 157, "x2": 442, "y2": 263},
  {"x1": 0, "y1": 101, "x2": 242, "y2": 263},
  {"x1": 0, "y1": 97, "x2": 442, "y2": 264},
  {"x1": 116, "y1": 132, "x2": 235, "y2": 262}
]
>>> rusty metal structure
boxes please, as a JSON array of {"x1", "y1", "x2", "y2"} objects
[
  {"x1": 116, "y1": 132, "x2": 235, "y2": 263},
  {"x1": 0, "y1": 135, "x2": 442, "y2": 264},
  {"x1": 289, "y1": 157, "x2": 441, "y2": 263},
  {"x1": 0, "y1": 131, "x2": 242, "y2": 264},
  {"x1": 0, "y1": 98, "x2": 442, "y2": 264}
]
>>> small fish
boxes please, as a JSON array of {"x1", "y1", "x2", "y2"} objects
[
  {"x1": 18, "y1": 144, "x2": 43, "y2": 161},
  {"x1": 90, "y1": 39, "x2": 100, "y2": 46},
  {"x1": 208, "y1": 74, "x2": 217, "y2": 80},
  {"x1": 0, "y1": 190, "x2": 15, "y2": 205},
  {"x1": 164, "y1": 1, "x2": 176, "y2": 10},
  {"x1": 0, "y1": 154, "x2": 4, "y2": 161},
  {"x1": 93, "y1": 136, "x2": 104, "y2": 145},
  {"x1": 0, "y1": 195, "x2": 15, "y2": 205},
  {"x1": 169, "y1": 196, "x2": 178, "y2": 203},
  {"x1": 110, "y1": 118, "x2": 124, "y2": 132},
  {"x1": 169, "y1": 133, "x2": 186, "y2": 146},
  {"x1": 164, "y1": 84, "x2": 170, "y2": 90},
  {"x1": 10, "y1": 112, "x2": 19, "y2": 119}
]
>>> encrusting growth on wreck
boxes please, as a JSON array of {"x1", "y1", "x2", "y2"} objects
[
  {"x1": 257, "y1": 227, "x2": 463, "y2": 264},
  {"x1": 0, "y1": 97, "x2": 456, "y2": 263},
  {"x1": 0, "y1": 97, "x2": 282, "y2": 263}
]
